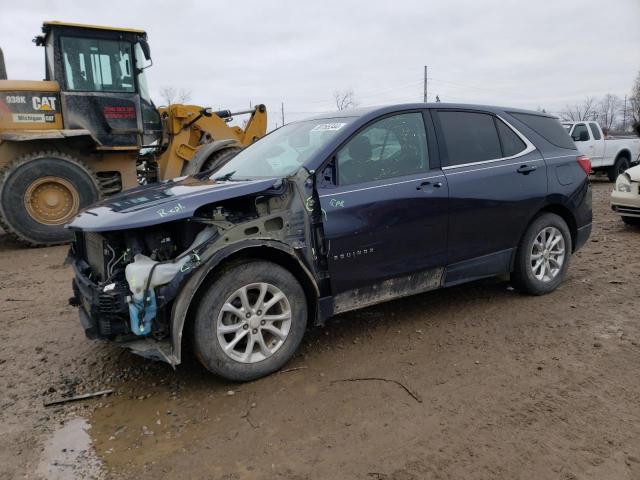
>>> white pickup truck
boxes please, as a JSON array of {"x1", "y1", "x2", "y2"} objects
[{"x1": 562, "y1": 121, "x2": 640, "y2": 181}]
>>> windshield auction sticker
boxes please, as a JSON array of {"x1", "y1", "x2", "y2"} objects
[{"x1": 310, "y1": 122, "x2": 347, "y2": 132}]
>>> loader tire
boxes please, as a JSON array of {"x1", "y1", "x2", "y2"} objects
[
  {"x1": 0, "y1": 151, "x2": 100, "y2": 246},
  {"x1": 201, "y1": 147, "x2": 242, "y2": 174}
]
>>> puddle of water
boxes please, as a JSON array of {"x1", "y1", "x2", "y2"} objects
[{"x1": 36, "y1": 417, "x2": 104, "y2": 480}]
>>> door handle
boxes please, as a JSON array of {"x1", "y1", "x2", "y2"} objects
[
  {"x1": 516, "y1": 165, "x2": 537, "y2": 175},
  {"x1": 416, "y1": 181, "x2": 443, "y2": 190}
]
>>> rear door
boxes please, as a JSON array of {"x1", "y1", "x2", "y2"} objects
[
  {"x1": 317, "y1": 111, "x2": 448, "y2": 298},
  {"x1": 433, "y1": 109, "x2": 546, "y2": 284}
]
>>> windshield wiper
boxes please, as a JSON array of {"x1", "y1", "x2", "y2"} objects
[{"x1": 214, "y1": 171, "x2": 236, "y2": 181}]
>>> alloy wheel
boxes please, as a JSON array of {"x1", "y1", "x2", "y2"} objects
[
  {"x1": 216, "y1": 282, "x2": 292, "y2": 363},
  {"x1": 529, "y1": 226, "x2": 566, "y2": 283}
]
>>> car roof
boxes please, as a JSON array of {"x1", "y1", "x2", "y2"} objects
[{"x1": 302, "y1": 103, "x2": 556, "y2": 122}]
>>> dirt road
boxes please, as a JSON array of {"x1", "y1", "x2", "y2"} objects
[{"x1": 1, "y1": 180, "x2": 640, "y2": 480}]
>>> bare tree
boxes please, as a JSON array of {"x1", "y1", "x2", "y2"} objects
[
  {"x1": 560, "y1": 96, "x2": 598, "y2": 122},
  {"x1": 598, "y1": 94, "x2": 622, "y2": 130},
  {"x1": 333, "y1": 89, "x2": 358, "y2": 111},
  {"x1": 159, "y1": 86, "x2": 192, "y2": 106}
]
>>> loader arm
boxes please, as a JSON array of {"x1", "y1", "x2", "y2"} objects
[{"x1": 156, "y1": 104, "x2": 267, "y2": 180}]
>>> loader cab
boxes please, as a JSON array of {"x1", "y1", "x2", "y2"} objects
[{"x1": 38, "y1": 22, "x2": 162, "y2": 147}]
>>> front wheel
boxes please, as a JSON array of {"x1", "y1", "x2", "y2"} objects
[
  {"x1": 511, "y1": 213, "x2": 572, "y2": 295},
  {"x1": 200, "y1": 147, "x2": 242, "y2": 174},
  {"x1": 608, "y1": 156, "x2": 630, "y2": 182},
  {"x1": 193, "y1": 260, "x2": 307, "y2": 381}
]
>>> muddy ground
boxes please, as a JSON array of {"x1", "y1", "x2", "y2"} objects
[{"x1": 1, "y1": 180, "x2": 639, "y2": 480}]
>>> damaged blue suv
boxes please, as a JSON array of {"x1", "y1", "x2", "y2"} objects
[{"x1": 68, "y1": 104, "x2": 592, "y2": 381}]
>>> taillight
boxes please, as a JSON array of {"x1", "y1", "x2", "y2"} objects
[{"x1": 576, "y1": 155, "x2": 592, "y2": 175}]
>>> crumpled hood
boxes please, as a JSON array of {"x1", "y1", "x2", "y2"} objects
[
  {"x1": 625, "y1": 164, "x2": 640, "y2": 182},
  {"x1": 68, "y1": 174, "x2": 281, "y2": 232}
]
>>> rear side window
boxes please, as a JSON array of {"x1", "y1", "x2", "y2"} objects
[
  {"x1": 509, "y1": 112, "x2": 575, "y2": 149},
  {"x1": 589, "y1": 123, "x2": 602, "y2": 140},
  {"x1": 437, "y1": 111, "x2": 502, "y2": 166},
  {"x1": 496, "y1": 119, "x2": 526, "y2": 157}
]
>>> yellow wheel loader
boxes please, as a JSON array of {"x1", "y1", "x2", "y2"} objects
[{"x1": 0, "y1": 22, "x2": 267, "y2": 246}]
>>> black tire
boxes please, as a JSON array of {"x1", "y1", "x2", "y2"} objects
[
  {"x1": 193, "y1": 260, "x2": 307, "y2": 381},
  {"x1": 511, "y1": 213, "x2": 572, "y2": 295},
  {"x1": 0, "y1": 151, "x2": 100, "y2": 246},
  {"x1": 201, "y1": 147, "x2": 242, "y2": 174},
  {"x1": 608, "y1": 155, "x2": 630, "y2": 182},
  {"x1": 621, "y1": 216, "x2": 640, "y2": 226}
]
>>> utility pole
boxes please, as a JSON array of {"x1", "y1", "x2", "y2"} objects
[
  {"x1": 623, "y1": 95, "x2": 628, "y2": 132},
  {"x1": 281, "y1": 102, "x2": 285, "y2": 126},
  {"x1": 423, "y1": 65, "x2": 428, "y2": 103}
]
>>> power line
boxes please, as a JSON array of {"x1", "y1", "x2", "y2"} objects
[{"x1": 428, "y1": 77, "x2": 535, "y2": 100}]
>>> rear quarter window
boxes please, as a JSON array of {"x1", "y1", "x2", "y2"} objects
[
  {"x1": 509, "y1": 112, "x2": 575, "y2": 150},
  {"x1": 495, "y1": 118, "x2": 526, "y2": 157}
]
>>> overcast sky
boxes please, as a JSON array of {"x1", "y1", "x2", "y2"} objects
[{"x1": 1, "y1": 0, "x2": 639, "y2": 129}]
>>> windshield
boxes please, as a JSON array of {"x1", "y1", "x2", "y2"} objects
[{"x1": 213, "y1": 118, "x2": 355, "y2": 180}]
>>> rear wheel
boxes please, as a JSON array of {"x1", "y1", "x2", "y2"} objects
[
  {"x1": 608, "y1": 155, "x2": 630, "y2": 182},
  {"x1": 512, "y1": 213, "x2": 572, "y2": 295},
  {"x1": 193, "y1": 260, "x2": 307, "y2": 381},
  {"x1": 621, "y1": 216, "x2": 640, "y2": 226},
  {"x1": 0, "y1": 151, "x2": 100, "y2": 246},
  {"x1": 201, "y1": 147, "x2": 242, "y2": 174}
]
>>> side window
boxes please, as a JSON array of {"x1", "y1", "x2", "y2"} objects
[
  {"x1": 61, "y1": 36, "x2": 134, "y2": 93},
  {"x1": 495, "y1": 118, "x2": 527, "y2": 157},
  {"x1": 571, "y1": 124, "x2": 589, "y2": 142},
  {"x1": 438, "y1": 111, "x2": 502, "y2": 166},
  {"x1": 589, "y1": 123, "x2": 602, "y2": 140},
  {"x1": 509, "y1": 112, "x2": 574, "y2": 149},
  {"x1": 337, "y1": 113, "x2": 429, "y2": 186}
]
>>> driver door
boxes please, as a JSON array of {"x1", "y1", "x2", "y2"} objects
[
  {"x1": 317, "y1": 111, "x2": 449, "y2": 299},
  {"x1": 58, "y1": 35, "x2": 142, "y2": 147},
  {"x1": 571, "y1": 123, "x2": 596, "y2": 165}
]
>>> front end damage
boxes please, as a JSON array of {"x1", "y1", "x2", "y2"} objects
[{"x1": 68, "y1": 171, "x2": 324, "y2": 365}]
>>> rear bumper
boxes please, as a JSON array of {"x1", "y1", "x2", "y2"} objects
[{"x1": 574, "y1": 223, "x2": 592, "y2": 252}]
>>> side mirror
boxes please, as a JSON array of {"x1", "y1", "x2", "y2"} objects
[
  {"x1": 319, "y1": 159, "x2": 336, "y2": 186},
  {"x1": 139, "y1": 38, "x2": 152, "y2": 61}
]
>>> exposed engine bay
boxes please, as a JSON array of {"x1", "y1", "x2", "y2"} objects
[{"x1": 68, "y1": 173, "x2": 322, "y2": 364}]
